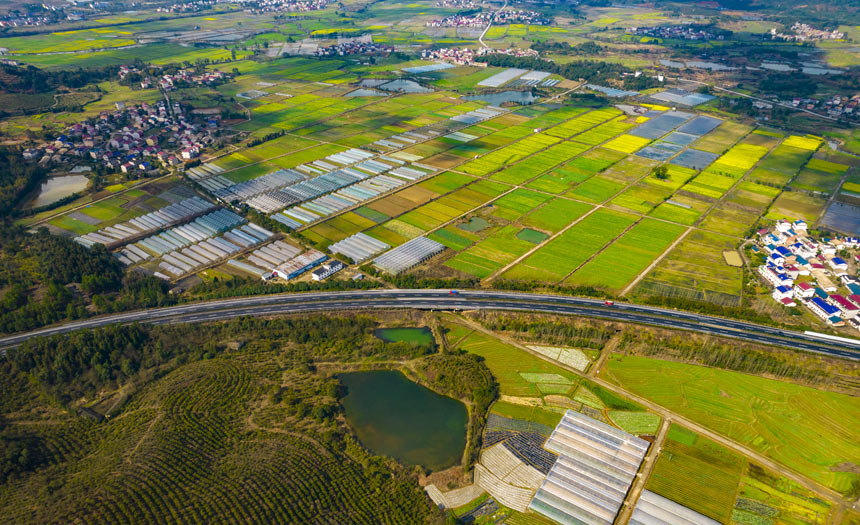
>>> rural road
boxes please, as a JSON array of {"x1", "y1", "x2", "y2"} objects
[
  {"x1": 1, "y1": 289, "x2": 859, "y2": 360},
  {"x1": 478, "y1": 0, "x2": 507, "y2": 49}
]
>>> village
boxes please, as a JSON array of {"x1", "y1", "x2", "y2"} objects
[
  {"x1": 626, "y1": 24, "x2": 719, "y2": 41},
  {"x1": 769, "y1": 22, "x2": 844, "y2": 42},
  {"x1": 239, "y1": 0, "x2": 331, "y2": 15},
  {"x1": 420, "y1": 45, "x2": 538, "y2": 65},
  {"x1": 425, "y1": 9, "x2": 549, "y2": 28},
  {"x1": 754, "y1": 219, "x2": 860, "y2": 331},
  {"x1": 22, "y1": 98, "x2": 222, "y2": 174},
  {"x1": 315, "y1": 41, "x2": 393, "y2": 57},
  {"x1": 117, "y1": 65, "x2": 230, "y2": 92}
]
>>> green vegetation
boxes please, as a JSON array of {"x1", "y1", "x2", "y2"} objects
[
  {"x1": 647, "y1": 424, "x2": 745, "y2": 522},
  {"x1": 1, "y1": 315, "x2": 449, "y2": 523},
  {"x1": 604, "y1": 355, "x2": 860, "y2": 494}
]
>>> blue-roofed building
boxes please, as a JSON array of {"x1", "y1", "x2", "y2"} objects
[
  {"x1": 773, "y1": 285, "x2": 793, "y2": 302},
  {"x1": 807, "y1": 296, "x2": 840, "y2": 321},
  {"x1": 828, "y1": 316, "x2": 845, "y2": 326},
  {"x1": 775, "y1": 246, "x2": 791, "y2": 257},
  {"x1": 828, "y1": 257, "x2": 848, "y2": 272},
  {"x1": 814, "y1": 287, "x2": 829, "y2": 299},
  {"x1": 848, "y1": 283, "x2": 860, "y2": 295}
]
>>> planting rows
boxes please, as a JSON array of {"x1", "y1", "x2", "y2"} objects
[
  {"x1": 502, "y1": 209, "x2": 638, "y2": 283},
  {"x1": 565, "y1": 219, "x2": 686, "y2": 290},
  {"x1": 605, "y1": 355, "x2": 860, "y2": 493}
]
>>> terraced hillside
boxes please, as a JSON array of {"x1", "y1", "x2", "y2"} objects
[{"x1": 0, "y1": 316, "x2": 450, "y2": 524}]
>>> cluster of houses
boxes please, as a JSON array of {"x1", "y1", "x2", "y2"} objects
[
  {"x1": 626, "y1": 24, "x2": 718, "y2": 41},
  {"x1": 754, "y1": 93, "x2": 860, "y2": 120},
  {"x1": 793, "y1": 94, "x2": 860, "y2": 119},
  {"x1": 118, "y1": 65, "x2": 230, "y2": 92},
  {"x1": 434, "y1": 0, "x2": 475, "y2": 7},
  {"x1": 421, "y1": 45, "x2": 538, "y2": 65},
  {"x1": 156, "y1": 0, "x2": 216, "y2": 13},
  {"x1": 239, "y1": 0, "x2": 330, "y2": 15},
  {"x1": 756, "y1": 219, "x2": 860, "y2": 331},
  {"x1": 769, "y1": 23, "x2": 844, "y2": 42},
  {"x1": 315, "y1": 41, "x2": 393, "y2": 57},
  {"x1": 426, "y1": 9, "x2": 550, "y2": 28},
  {"x1": 22, "y1": 100, "x2": 221, "y2": 173}
]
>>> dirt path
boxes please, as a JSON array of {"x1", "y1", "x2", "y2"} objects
[
  {"x1": 478, "y1": 0, "x2": 507, "y2": 49},
  {"x1": 615, "y1": 416, "x2": 671, "y2": 524}
]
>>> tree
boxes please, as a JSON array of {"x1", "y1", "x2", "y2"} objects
[{"x1": 652, "y1": 165, "x2": 669, "y2": 180}]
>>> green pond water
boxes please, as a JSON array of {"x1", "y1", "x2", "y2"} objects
[
  {"x1": 373, "y1": 327, "x2": 435, "y2": 347},
  {"x1": 339, "y1": 370, "x2": 467, "y2": 470}
]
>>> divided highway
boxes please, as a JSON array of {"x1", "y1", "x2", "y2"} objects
[{"x1": 1, "y1": 289, "x2": 859, "y2": 360}]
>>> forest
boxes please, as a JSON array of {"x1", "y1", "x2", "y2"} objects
[
  {"x1": 0, "y1": 313, "x2": 505, "y2": 523},
  {"x1": 0, "y1": 225, "x2": 173, "y2": 334}
]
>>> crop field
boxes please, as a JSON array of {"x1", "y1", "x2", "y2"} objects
[
  {"x1": 521, "y1": 199, "x2": 594, "y2": 233},
  {"x1": 699, "y1": 181, "x2": 781, "y2": 236},
  {"x1": 610, "y1": 183, "x2": 674, "y2": 214},
  {"x1": 703, "y1": 143, "x2": 771, "y2": 178},
  {"x1": 782, "y1": 135, "x2": 823, "y2": 151},
  {"x1": 571, "y1": 116, "x2": 635, "y2": 146},
  {"x1": 502, "y1": 209, "x2": 637, "y2": 283},
  {"x1": 756, "y1": 144, "x2": 813, "y2": 176},
  {"x1": 366, "y1": 179, "x2": 509, "y2": 247},
  {"x1": 692, "y1": 120, "x2": 752, "y2": 154},
  {"x1": 565, "y1": 219, "x2": 686, "y2": 290},
  {"x1": 445, "y1": 193, "x2": 592, "y2": 278},
  {"x1": 765, "y1": 191, "x2": 828, "y2": 223},
  {"x1": 602, "y1": 133, "x2": 651, "y2": 154},
  {"x1": 545, "y1": 107, "x2": 622, "y2": 139},
  {"x1": 791, "y1": 157, "x2": 849, "y2": 194},
  {"x1": 607, "y1": 411, "x2": 661, "y2": 434},
  {"x1": 459, "y1": 133, "x2": 561, "y2": 176},
  {"x1": 603, "y1": 355, "x2": 860, "y2": 493},
  {"x1": 646, "y1": 423, "x2": 745, "y2": 523},
  {"x1": 490, "y1": 141, "x2": 590, "y2": 185},
  {"x1": 568, "y1": 175, "x2": 627, "y2": 203},
  {"x1": 635, "y1": 229, "x2": 743, "y2": 306},
  {"x1": 733, "y1": 463, "x2": 832, "y2": 525}
]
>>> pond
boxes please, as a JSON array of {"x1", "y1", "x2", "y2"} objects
[
  {"x1": 821, "y1": 201, "x2": 860, "y2": 236},
  {"x1": 374, "y1": 327, "x2": 436, "y2": 348},
  {"x1": 339, "y1": 370, "x2": 467, "y2": 470},
  {"x1": 31, "y1": 175, "x2": 89, "y2": 208},
  {"x1": 465, "y1": 90, "x2": 536, "y2": 106}
]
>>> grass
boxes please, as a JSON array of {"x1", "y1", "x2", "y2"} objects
[
  {"x1": 646, "y1": 423, "x2": 745, "y2": 523},
  {"x1": 446, "y1": 321, "x2": 579, "y2": 397},
  {"x1": 603, "y1": 355, "x2": 860, "y2": 494}
]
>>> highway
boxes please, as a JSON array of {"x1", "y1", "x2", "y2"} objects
[{"x1": 1, "y1": 289, "x2": 859, "y2": 360}]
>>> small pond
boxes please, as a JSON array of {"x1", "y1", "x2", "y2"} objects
[
  {"x1": 465, "y1": 90, "x2": 536, "y2": 106},
  {"x1": 339, "y1": 370, "x2": 467, "y2": 470},
  {"x1": 378, "y1": 79, "x2": 432, "y2": 93},
  {"x1": 31, "y1": 175, "x2": 89, "y2": 208},
  {"x1": 374, "y1": 327, "x2": 436, "y2": 348},
  {"x1": 346, "y1": 88, "x2": 386, "y2": 97}
]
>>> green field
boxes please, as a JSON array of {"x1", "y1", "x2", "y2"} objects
[
  {"x1": 565, "y1": 219, "x2": 686, "y2": 290},
  {"x1": 604, "y1": 355, "x2": 860, "y2": 494},
  {"x1": 647, "y1": 424, "x2": 745, "y2": 522}
]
